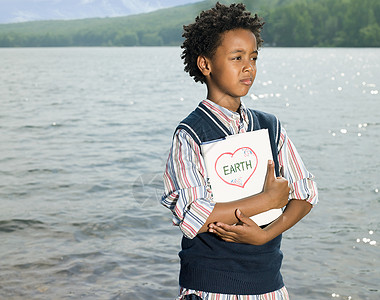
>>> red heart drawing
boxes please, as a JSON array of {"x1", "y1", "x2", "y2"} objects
[{"x1": 215, "y1": 147, "x2": 258, "y2": 188}]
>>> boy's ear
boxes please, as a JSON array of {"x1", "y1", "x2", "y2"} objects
[{"x1": 197, "y1": 55, "x2": 211, "y2": 76}]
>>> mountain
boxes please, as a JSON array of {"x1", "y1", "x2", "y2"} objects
[
  {"x1": 0, "y1": 0, "x2": 379, "y2": 47},
  {"x1": 0, "y1": 0, "x2": 204, "y2": 24}
]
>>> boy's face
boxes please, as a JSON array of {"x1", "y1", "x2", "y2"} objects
[{"x1": 200, "y1": 28, "x2": 258, "y2": 111}]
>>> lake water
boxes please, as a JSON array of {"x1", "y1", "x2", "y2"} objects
[{"x1": 0, "y1": 47, "x2": 379, "y2": 300}]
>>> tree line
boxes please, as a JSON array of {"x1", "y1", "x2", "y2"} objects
[
  {"x1": 0, "y1": 0, "x2": 379, "y2": 47},
  {"x1": 261, "y1": 0, "x2": 380, "y2": 46}
]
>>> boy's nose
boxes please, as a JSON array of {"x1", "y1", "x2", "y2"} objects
[{"x1": 243, "y1": 62, "x2": 255, "y2": 72}]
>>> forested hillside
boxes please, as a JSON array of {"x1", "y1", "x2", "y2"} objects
[
  {"x1": 262, "y1": 0, "x2": 380, "y2": 46},
  {"x1": 0, "y1": 0, "x2": 379, "y2": 47}
]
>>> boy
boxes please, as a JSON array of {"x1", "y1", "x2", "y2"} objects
[{"x1": 161, "y1": 2, "x2": 318, "y2": 299}]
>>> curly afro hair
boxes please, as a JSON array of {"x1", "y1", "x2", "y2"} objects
[{"x1": 181, "y1": 2, "x2": 264, "y2": 84}]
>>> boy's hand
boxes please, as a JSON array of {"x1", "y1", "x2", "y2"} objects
[
  {"x1": 263, "y1": 160, "x2": 289, "y2": 209},
  {"x1": 208, "y1": 209, "x2": 268, "y2": 245}
]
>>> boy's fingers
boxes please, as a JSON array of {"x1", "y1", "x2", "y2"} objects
[
  {"x1": 209, "y1": 224, "x2": 234, "y2": 239},
  {"x1": 235, "y1": 209, "x2": 250, "y2": 224},
  {"x1": 215, "y1": 222, "x2": 234, "y2": 232},
  {"x1": 210, "y1": 222, "x2": 241, "y2": 236},
  {"x1": 209, "y1": 222, "x2": 230, "y2": 233},
  {"x1": 236, "y1": 209, "x2": 258, "y2": 227},
  {"x1": 266, "y1": 160, "x2": 275, "y2": 179},
  {"x1": 279, "y1": 165, "x2": 284, "y2": 177}
]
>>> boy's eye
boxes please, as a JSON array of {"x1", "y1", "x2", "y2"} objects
[{"x1": 231, "y1": 56, "x2": 257, "y2": 61}]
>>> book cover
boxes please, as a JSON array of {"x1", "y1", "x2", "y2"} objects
[{"x1": 201, "y1": 129, "x2": 282, "y2": 226}]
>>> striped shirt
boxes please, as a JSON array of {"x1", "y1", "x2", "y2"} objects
[
  {"x1": 177, "y1": 285, "x2": 290, "y2": 300},
  {"x1": 162, "y1": 99, "x2": 318, "y2": 299}
]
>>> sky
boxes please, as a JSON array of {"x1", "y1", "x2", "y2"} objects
[{"x1": 0, "y1": 0, "x2": 204, "y2": 24}]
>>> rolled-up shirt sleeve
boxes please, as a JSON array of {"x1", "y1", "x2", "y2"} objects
[
  {"x1": 161, "y1": 129, "x2": 215, "y2": 239},
  {"x1": 278, "y1": 126, "x2": 319, "y2": 205}
]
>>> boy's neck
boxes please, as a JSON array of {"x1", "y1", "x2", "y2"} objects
[{"x1": 207, "y1": 95, "x2": 241, "y2": 112}]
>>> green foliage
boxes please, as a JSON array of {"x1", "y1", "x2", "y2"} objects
[
  {"x1": 0, "y1": 0, "x2": 379, "y2": 47},
  {"x1": 114, "y1": 32, "x2": 138, "y2": 46},
  {"x1": 262, "y1": 0, "x2": 380, "y2": 46},
  {"x1": 360, "y1": 23, "x2": 380, "y2": 46}
]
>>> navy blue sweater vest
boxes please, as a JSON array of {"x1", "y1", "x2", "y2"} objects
[{"x1": 176, "y1": 102, "x2": 284, "y2": 295}]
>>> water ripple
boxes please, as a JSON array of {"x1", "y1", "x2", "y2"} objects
[{"x1": 0, "y1": 219, "x2": 45, "y2": 233}]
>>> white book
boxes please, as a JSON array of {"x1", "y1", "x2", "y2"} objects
[{"x1": 201, "y1": 129, "x2": 283, "y2": 226}]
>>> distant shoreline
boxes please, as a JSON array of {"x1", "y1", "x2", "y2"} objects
[{"x1": 1, "y1": 0, "x2": 379, "y2": 47}]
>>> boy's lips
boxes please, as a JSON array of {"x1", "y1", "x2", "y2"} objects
[{"x1": 240, "y1": 77, "x2": 253, "y2": 85}]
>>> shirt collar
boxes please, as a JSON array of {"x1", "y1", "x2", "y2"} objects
[{"x1": 201, "y1": 99, "x2": 250, "y2": 126}]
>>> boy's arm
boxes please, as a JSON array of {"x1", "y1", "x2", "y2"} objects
[
  {"x1": 264, "y1": 199, "x2": 312, "y2": 240},
  {"x1": 198, "y1": 160, "x2": 289, "y2": 234},
  {"x1": 208, "y1": 199, "x2": 312, "y2": 245}
]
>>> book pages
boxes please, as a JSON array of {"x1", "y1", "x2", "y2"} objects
[{"x1": 201, "y1": 129, "x2": 283, "y2": 226}]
